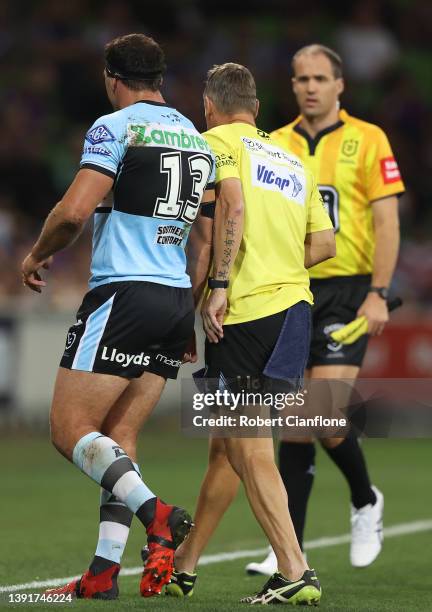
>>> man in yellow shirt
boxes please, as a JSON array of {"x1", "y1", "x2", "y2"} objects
[
  {"x1": 246, "y1": 44, "x2": 403, "y2": 576},
  {"x1": 167, "y1": 63, "x2": 335, "y2": 605}
]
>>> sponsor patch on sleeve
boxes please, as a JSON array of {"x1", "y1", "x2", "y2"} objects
[
  {"x1": 85, "y1": 124, "x2": 115, "y2": 145},
  {"x1": 380, "y1": 157, "x2": 401, "y2": 184},
  {"x1": 83, "y1": 146, "x2": 112, "y2": 157}
]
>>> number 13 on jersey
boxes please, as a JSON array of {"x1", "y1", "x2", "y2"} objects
[{"x1": 154, "y1": 152, "x2": 212, "y2": 223}]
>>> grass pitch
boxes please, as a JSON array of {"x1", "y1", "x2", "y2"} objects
[{"x1": 1, "y1": 417, "x2": 431, "y2": 610}]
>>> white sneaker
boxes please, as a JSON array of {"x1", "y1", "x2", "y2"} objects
[
  {"x1": 350, "y1": 485, "x2": 384, "y2": 568},
  {"x1": 245, "y1": 547, "x2": 308, "y2": 576},
  {"x1": 245, "y1": 547, "x2": 278, "y2": 576}
]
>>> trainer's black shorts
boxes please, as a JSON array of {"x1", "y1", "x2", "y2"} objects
[
  {"x1": 204, "y1": 301, "x2": 311, "y2": 392},
  {"x1": 60, "y1": 281, "x2": 194, "y2": 379},
  {"x1": 308, "y1": 275, "x2": 371, "y2": 369}
]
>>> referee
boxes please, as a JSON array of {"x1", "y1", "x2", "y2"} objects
[
  {"x1": 168, "y1": 62, "x2": 335, "y2": 606},
  {"x1": 247, "y1": 44, "x2": 404, "y2": 575}
]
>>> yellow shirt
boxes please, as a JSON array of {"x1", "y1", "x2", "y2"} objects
[
  {"x1": 203, "y1": 123, "x2": 332, "y2": 325},
  {"x1": 271, "y1": 109, "x2": 405, "y2": 279}
]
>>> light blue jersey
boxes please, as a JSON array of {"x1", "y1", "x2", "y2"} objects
[{"x1": 80, "y1": 100, "x2": 215, "y2": 289}]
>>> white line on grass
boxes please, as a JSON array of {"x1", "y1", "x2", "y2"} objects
[{"x1": 1, "y1": 519, "x2": 431, "y2": 593}]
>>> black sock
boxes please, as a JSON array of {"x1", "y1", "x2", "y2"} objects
[
  {"x1": 136, "y1": 496, "x2": 157, "y2": 528},
  {"x1": 89, "y1": 555, "x2": 119, "y2": 575},
  {"x1": 323, "y1": 436, "x2": 376, "y2": 509},
  {"x1": 278, "y1": 441, "x2": 316, "y2": 549}
]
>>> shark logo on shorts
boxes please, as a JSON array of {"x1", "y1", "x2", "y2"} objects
[{"x1": 66, "y1": 332, "x2": 77, "y2": 350}]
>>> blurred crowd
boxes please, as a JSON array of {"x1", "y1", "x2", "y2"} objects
[{"x1": 0, "y1": 0, "x2": 431, "y2": 311}]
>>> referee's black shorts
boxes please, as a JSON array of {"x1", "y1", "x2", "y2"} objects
[
  {"x1": 308, "y1": 275, "x2": 371, "y2": 369},
  {"x1": 204, "y1": 300, "x2": 311, "y2": 392},
  {"x1": 60, "y1": 281, "x2": 194, "y2": 379}
]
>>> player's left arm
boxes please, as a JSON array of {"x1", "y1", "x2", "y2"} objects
[
  {"x1": 186, "y1": 189, "x2": 215, "y2": 308},
  {"x1": 357, "y1": 126, "x2": 403, "y2": 335},
  {"x1": 357, "y1": 196, "x2": 400, "y2": 335},
  {"x1": 183, "y1": 191, "x2": 214, "y2": 364},
  {"x1": 22, "y1": 169, "x2": 113, "y2": 292}
]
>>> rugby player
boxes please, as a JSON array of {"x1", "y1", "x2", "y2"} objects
[
  {"x1": 246, "y1": 44, "x2": 404, "y2": 575},
  {"x1": 21, "y1": 34, "x2": 214, "y2": 599},
  {"x1": 166, "y1": 63, "x2": 335, "y2": 605}
]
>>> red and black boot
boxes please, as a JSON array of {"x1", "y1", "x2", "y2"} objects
[
  {"x1": 140, "y1": 498, "x2": 193, "y2": 597},
  {"x1": 45, "y1": 561, "x2": 120, "y2": 600}
]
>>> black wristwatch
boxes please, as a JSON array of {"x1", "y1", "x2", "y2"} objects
[
  {"x1": 368, "y1": 286, "x2": 389, "y2": 300},
  {"x1": 208, "y1": 277, "x2": 229, "y2": 289}
]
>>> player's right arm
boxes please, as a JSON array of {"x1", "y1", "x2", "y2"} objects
[
  {"x1": 22, "y1": 114, "x2": 124, "y2": 292},
  {"x1": 304, "y1": 177, "x2": 335, "y2": 268},
  {"x1": 199, "y1": 130, "x2": 245, "y2": 342},
  {"x1": 356, "y1": 127, "x2": 403, "y2": 335},
  {"x1": 202, "y1": 177, "x2": 245, "y2": 343},
  {"x1": 22, "y1": 170, "x2": 114, "y2": 293}
]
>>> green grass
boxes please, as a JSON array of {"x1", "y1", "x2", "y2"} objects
[{"x1": 1, "y1": 419, "x2": 431, "y2": 610}]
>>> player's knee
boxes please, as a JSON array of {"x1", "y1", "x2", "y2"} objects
[
  {"x1": 50, "y1": 412, "x2": 83, "y2": 460},
  {"x1": 208, "y1": 439, "x2": 228, "y2": 466},
  {"x1": 50, "y1": 420, "x2": 70, "y2": 459}
]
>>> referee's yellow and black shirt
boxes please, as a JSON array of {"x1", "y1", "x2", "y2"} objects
[
  {"x1": 271, "y1": 109, "x2": 405, "y2": 279},
  {"x1": 203, "y1": 123, "x2": 332, "y2": 325}
]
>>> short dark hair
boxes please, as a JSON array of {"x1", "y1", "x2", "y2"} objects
[
  {"x1": 104, "y1": 33, "x2": 166, "y2": 91},
  {"x1": 204, "y1": 63, "x2": 257, "y2": 114},
  {"x1": 292, "y1": 44, "x2": 343, "y2": 79}
]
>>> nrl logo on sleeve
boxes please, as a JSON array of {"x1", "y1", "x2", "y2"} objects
[{"x1": 85, "y1": 124, "x2": 115, "y2": 145}]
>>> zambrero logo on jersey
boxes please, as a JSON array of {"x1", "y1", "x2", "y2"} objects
[
  {"x1": 101, "y1": 346, "x2": 150, "y2": 368},
  {"x1": 156, "y1": 353, "x2": 182, "y2": 368},
  {"x1": 128, "y1": 123, "x2": 211, "y2": 153}
]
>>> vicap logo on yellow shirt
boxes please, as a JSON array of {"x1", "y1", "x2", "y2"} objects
[{"x1": 242, "y1": 137, "x2": 306, "y2": 205}]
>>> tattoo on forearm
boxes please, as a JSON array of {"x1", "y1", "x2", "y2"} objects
[{"x1": 216, "y1": 216, "x2": 237, "y2": 280}]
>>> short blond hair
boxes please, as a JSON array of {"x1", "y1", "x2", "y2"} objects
[{"x1": 204, "y1": 63, "x2": 257, "y2": 114}]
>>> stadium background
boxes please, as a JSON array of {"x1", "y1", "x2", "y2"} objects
[{"x1": 0, "y1": 1, "x2": 431, "y2": 610}]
